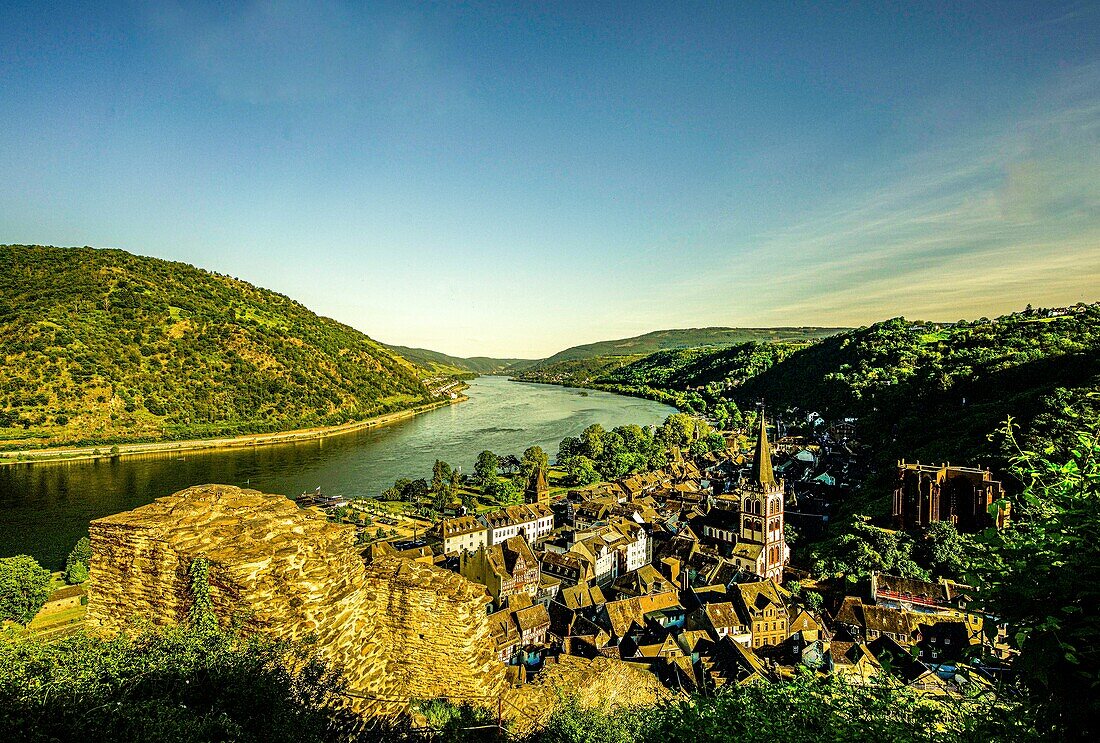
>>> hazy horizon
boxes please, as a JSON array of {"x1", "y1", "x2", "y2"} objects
[{"x1": 2, "y1": 2, "x2": 1098, "y2": 357}]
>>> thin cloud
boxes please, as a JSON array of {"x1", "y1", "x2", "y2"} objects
[{"x1": 705, "y1": 65, "x2": 1100, "y2": 325}]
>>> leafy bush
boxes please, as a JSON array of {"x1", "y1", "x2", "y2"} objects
[
  {"x1": 0, "y1": 625, "x2": 354, "y2": 742},
  {"x1": 972, "y1": 419, "x2": 1100, "y2": 738}
]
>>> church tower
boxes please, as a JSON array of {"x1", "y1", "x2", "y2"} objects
[
  {"x1": 525, "y1": 464, "x2": 550, "y2": 506},
  {"x1": 738, "y1": 413, "x2": 788, "y2": 581}
]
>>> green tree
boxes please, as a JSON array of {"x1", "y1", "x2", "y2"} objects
[
  {"x1": 431, "y1": 460, "x2": 453, "y2": 494},
  {"x1": 403, "y1": 478, "x2": 430, "y2": 503},
  {"x1": 520, "y1": 445, "x2": 549, "y2": 480},
  {"x1": 473, "y1": 450, "x2": 500, "y2": 489},
  {"x1": 564, "y1": 455, "x2": 602, "y2": 486},
  {"x1": 64, "y1": 535, "x2": 92, "y2": 584},
  {"x1": 65, "y1": 562, "x2": 89, "y2": 584},
  {"x1": 811, "y1": 517, "x2": 928, "y2": 581},
  {"x1": 973, "y1": 421, "x2": 1100, "y2": 738},
  {"x1": 0, "y1": 624, "x2": 353, "y2": 742},
  {"x1": 913, "y1": 521, "x2": 971, "y2": 580},
  {"x1": 0, "y1": 554, "x2": 52, "y2": 625},
  {"x1": 580, "y1": 424, "x2": 606, "y2": 460},
  {"x1": 658, "y1": 413, "x2": 696, "y2": 448},
  {"x1": 557, "y1": 435, "x2": 582, "y2": 462},
  {"x1": 487, "y1": 478, "x2": 521, "y2": 505}
]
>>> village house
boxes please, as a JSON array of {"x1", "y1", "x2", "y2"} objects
[
  {"x1": 435, "y1": 514, "x2": 489, "y2": 555},
  {"x1": 487, "y1": 594, "x2": 552, "y2": 666},
  {"x1": 731, "y1": 579, "x2": 790, "y2": 649},
  {"x1": 539, "y1": 550, "x2": 593, "y2": 588},
  {"x1": 37, "y1": 585, "x2": 85, "y2": 616},
  {"x1": 598, "y1": 590, "x2": 684, "y2": 644},
  {"x1": 483, "y1": 503, "x2": 555, "y2": 545},
  {"x1": 459, "y1": 535, "x2": 541, "y2": 609},
  {"x1": 871, "y1": 572, "x2": 972, "y2": 615},
  {"x1": 696, "y1": 601, "x2": 750, "y2": 645},
  {"x1": 833, "y1": 596, "x2": 920, "y2": 645}
]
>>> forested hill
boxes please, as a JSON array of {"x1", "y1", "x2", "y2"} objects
[
  {"x1": 539, "y1": 326, "x2": 848, "y2": 364},
  {"x1": 381, "y1": 344, "x2": 534, "y2": 376},
  {"x1": 0, "y1": 245, "x2": 433, "y2": 448},
  {"x1": 512, "y1": 327, "x2": 847, "y2": 387},
  {"x1": 598, "y1": 308, "x2": 1100, "y2": 466}
]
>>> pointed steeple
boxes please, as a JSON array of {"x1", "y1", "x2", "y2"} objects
[
  {"x1": 751, "y1": 412, "x2": 775, "y2": 488},
  {"x1": 525, "y1": 464, "x2": 549, "y2": 505}
]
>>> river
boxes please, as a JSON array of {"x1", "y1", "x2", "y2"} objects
[{"x1": 0, "y1": 376, "x2": 676, "y2": 569}]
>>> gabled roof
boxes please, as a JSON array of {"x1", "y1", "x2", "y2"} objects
[
  {"x1": 601, "y1": 590, "x2": 683, "y2": 638},
  {"x1": 480, "y1": 535, "x2": 538, "y2": 581},
  {"x1": 559, "y1": 581, "x2": 605, "y2": 610},
  {"x1": 872, "y1": 572, "x2": 955, "y2": 604},
  {"x1": 862, "y1": 604, "x2": 916, "y2": 637},
  {"x1": 788, "y1": 609, "x2": 822, "y2": 635},
  {"x1": 733, "y1": 580, "x2": 789, "y2": 620},
  {"x1": 515, "y1": 603, "x2": 551, "y2": 633},
  {"x1": 708, "y1": 636, "x2": 771, "y2": 685},
  {"x1": 704, "y1": 602, "x2": 741, "y2": 629},
  {"x1": 731, "y1": 542, "x2": 763, "y2": 561},
  {"x1": 439, "y1": 514, "x2": 487, "y2": 538}
]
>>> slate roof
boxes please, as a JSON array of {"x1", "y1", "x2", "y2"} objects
[{"x1": 439, "y1": 515, "x2": 487, "y2": 538}]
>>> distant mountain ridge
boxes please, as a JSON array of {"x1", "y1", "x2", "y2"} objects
[
  {"x1": 537, "y1": 327, "x2": 848, "y2": 365},
  {"x1": 0, "y1": 245, "x2": 434, "y2": 448},
  {"x1": 381, "y1": 344, "x2": 534, "y2": 376}
]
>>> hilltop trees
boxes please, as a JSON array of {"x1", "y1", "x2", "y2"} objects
[
  {"x1": 556, "y1": 416, "x2": 723, "y2": 487},
  {"x1": 0, "y1": 245, "x2": 432, "y2": 448},
  {"x1": 0, "y1": 555, "x2": 51, "y2": 625},
  {"x1": 486, "y1": 478, "x2": 522, "y2": 505},
  {"x1": 810, "y1": 517, "x2": 928, "y2": 582}
]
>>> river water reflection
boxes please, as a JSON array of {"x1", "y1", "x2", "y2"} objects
[{"x1": 0, "y1": 377, "x2": 675, "y2": 568}]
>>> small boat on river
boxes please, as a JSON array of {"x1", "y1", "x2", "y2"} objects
[{"x1": 295, "y1": 486, "x2": 348, "y2": 510}]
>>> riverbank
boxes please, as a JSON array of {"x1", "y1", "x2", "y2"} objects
[
  {"x1": 0, "y1": 396, "x2": 467, "y2": 467},
  {"x1": 510, "y1": 376, "x2": 684, "y2": 411}
]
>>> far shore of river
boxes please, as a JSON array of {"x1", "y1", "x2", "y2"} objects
[{"x1": 0, "y1": 396, "x2": 466, "y2": 467}]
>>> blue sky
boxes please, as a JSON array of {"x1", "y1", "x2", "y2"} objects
[{"x1": 1, "y1": 1, "x2": 1097, "y2": 357}]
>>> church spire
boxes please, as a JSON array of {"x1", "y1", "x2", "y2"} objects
[{"x1": 751, "y1": 411, "x2": 775, "y2": 487}]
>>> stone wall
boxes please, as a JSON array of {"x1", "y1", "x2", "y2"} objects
[{"x1": 86, "y1": 484, "x2": 506, "y2": 717}]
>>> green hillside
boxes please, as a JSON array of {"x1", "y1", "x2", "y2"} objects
[
  {"x1": 539, "y1": 326, "x2": 848, "y2": 364},
  {"x1": 733, "y1": 311, "x2": 1100, "y2": 464},
  {"x1": 0, "y1": 245, "x2": 433, "y2": 448},
  {"x1": 513, "y1": 327, "x2": 846, "y2": 387},
  {"x1": 381, "y1": 344, "x2": 533, "y2": 376},
  {"x1": 590, "y1": 307, "x2": 1100, "y2": 469}
]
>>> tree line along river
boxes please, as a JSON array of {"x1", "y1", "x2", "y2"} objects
[{"x1": 0, "y1": 376, "x2": 676, "y2": 569}]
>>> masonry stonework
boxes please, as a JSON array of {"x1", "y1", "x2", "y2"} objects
[{"x1": 85, "y1": 484, "x2": 506, "y2": 717}]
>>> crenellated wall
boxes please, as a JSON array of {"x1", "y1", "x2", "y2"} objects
[{"x1": 86, "y1": 484, "x2": 506, "y2": 717}]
